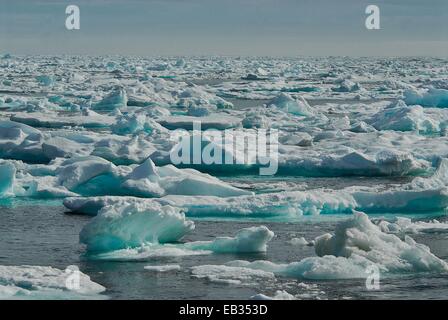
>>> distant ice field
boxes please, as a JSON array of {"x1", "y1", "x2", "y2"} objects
[{"x1": 2, "y1": 55, "x2": 448, "y2": 299}]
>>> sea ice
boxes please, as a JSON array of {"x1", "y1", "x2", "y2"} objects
[
  {"x1": 184, "y1": 226, "x2": 274, "y2": 253},
  {"x1": 143, "y1": 265, "x2": 182, "y2": 272},
  {"x1": 111, "y1": 113, "x2": 168, "y2": 135},
  {"x1": 2, "y1": 156, "x2": 251, "y2": 199},
  {"x1": 250, "y1": 290, "x2": 296, "y2": 300},
  {"x1": 159, "y1": 115, "x2": 241, "y2": 130},
  {"x1": 10, "y1": 110, "x2": 116, "y2": 129},
  {"x1": 190, "y1": 265, "x2": 275, "y2": 286},
  {"x1": 176, "y1": 87, "x2": 233, "y2": 110},
  {"x1": 79, "y1": 202, "x2": 194, "y2": 252},
  {"x1": 0, "y1": 162, "x2": 15, "y2": 197},
  {"x1": 83, "y1": 223, "x2": 274, "y2": 260},
  {"x1": 289, "y1": 237, "x2": 310, "y2": 246},
  {"x1": 0, "y1": 265, "x2": 105, "y2": 300},
  {"x1": 404, "y1": 87, "x2": 448, "y2": 108},
  {"x1": 92, "y1": 87, "x2": 128, "y2": 110},
  {"x1": 222, "y1": 212, "x2": 448, "y2": 280},
  {"x1": 268, "y1": 93, "x2": 314, "y2": 116},
  {"x1": 368, "y1": 100, "x2": 444, "y2": 133},
  {"x1": 378, "y1": 217, "x2": 448, "y2": 234},
  {"x1": 331, "y1": 79, "x2": 362, "y2": 93},
  {"x1": 64, "y1": 158, "x2": 448, "y2": 217}
]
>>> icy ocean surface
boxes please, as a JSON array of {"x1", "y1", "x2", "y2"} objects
[{"x1": 2, "y1": 55, "x2": 448, "y2": 299}]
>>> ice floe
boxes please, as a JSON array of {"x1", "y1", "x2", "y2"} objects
[
  {"x1": 405, "y1": 87, "x2": 448, "y2": 108},
  {"x1": 378, "y1": 217, "x2": 448, "y2": 234},
  {"x1": 63, "y1": 158, "x2": 448, "y2": 217},
  {"x1": 250, "y1": 290, "x2": 296, "y2": 300},
  {"x1": 201, "y1": 212, "x2": 448, "y2": 281},
  {"x1": 143, "y1": 265, "x2": 182, "y2": 272},
  {"x1": 268, "y1": 93, "x2": 314, "y2": 116},
  {"x1": 10, "y1": 109, "x2": 116, "y2": 128},
  {"x1": 92, "y1": 87, "x2": 128, "y2": 111},
  {"x1": 0, "y1": 265, "x2": 105, "y2": 299},
  {"x1": 367, "y1": 100, "x2": 446, "y2": 133},
  {"x1": 1, "y1": 156, "x2": 251, "y2": 199},
  {"x1": 83, "y1": 214, "x2": 274, "y2": 260},
  {"x1": 79, "y1": 202, "x2": 194, "y2": 252},
  {"x1": 190, "y1": 265, "x2": 275, "y2": 286}
]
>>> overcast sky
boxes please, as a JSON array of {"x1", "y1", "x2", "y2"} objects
[{"x1": 0, "y1": 0, "x2": 447, "y2": 56}]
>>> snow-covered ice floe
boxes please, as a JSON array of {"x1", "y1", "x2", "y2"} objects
[
  {"x1": 250, "y1": 285, "x2": 325, "y2": 300},
  {"x1": 79, "y1": 200, "x2": 274, "y2": 260},
  {"x1": 64, "y1": 158, "x2": 448, "y2": 218},
  {"x1": 192, "y1": 212, "x2": 448, "y2": 282},
  {"x1": 0, "y1": 265, "x2": 106, "y2": 300},
  {"x1": 190, "y1": 265, "x2": 276, "y2": 286},
  {"x1": 377, "y1": 217, "x2": 448, "y2": 234},
  {"x1": 79, "y1": 202, "x2": 194, "y2": 253},
  {"x1": 0, "y1": 156, "x2": 251, "y2": 199},
  {"x1": 251, "y1": 290, "x2": 297, "y2": 300}
]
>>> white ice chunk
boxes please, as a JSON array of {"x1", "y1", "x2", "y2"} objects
[
  {"x1": 224, "y1": 212, "x2": 448, "y2": 280},
  {"x1": 0, "y1": 265, "x2": 105, "y2": 300},
  {"x1": 79, "y1": 202, "x2": 195, "y2": 252},
  {"x1": 92, "y1": 87, "x2": 128, "y2": 110},
  {"x1": 268, "y1": 93, "x2": 314, "y2": 116},
  {"x1": 190, "y1": 265, "x2": 275, "y2": 286},
  {"x1": 144, "y1": 265, "x2": 181, "y2": 272},
  {"x1": 405, "y1": 87, "x2": 448, "y2": 108}
]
